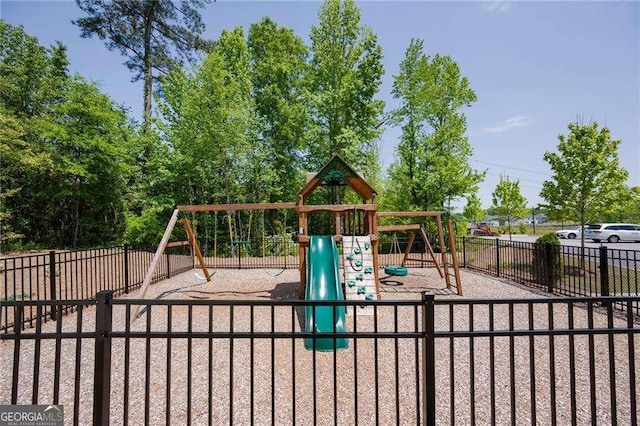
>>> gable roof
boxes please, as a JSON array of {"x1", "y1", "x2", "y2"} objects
[{"x1": 298, "y1": 154, "x2": 376, "y2": 202}]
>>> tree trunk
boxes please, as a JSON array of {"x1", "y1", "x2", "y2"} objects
[
  {"x1": 73, "y1": 198, "x2": 80, "y2": 249},
  {"x1": 142, "y1": 2, "x2": 155, "y2": 133}
]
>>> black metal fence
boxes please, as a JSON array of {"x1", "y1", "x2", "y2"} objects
[
  {"x1": 1, "y1": 245, "x2": 193, "y2": 332},
  {"x1": 458, "y1": 237, "x2": 640, "y2": 312},
  {"x1": 2, "y1": 292, "x2": 638, "y2": 425}
]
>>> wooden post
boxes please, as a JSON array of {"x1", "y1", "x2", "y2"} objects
[
  {"x1": 182, "y1": 218, "x2": 211, "y2": 282},
  {"x1": 370, "y1": 210, "x2": 381, "y2": 299},
  {"x1": 435, "y1": 214, "x2": 451, "y2": 289},
  {"x1": 446, "y1": 219, "x2": 463, "y2": 296},
  {"x1": 402, "y1": 233, "x2": 416, "y2": 266},
  {"x1": 298, "y1": 210, "x2": 307, "y2": 298},
  {"x1": 132, "y1": 209, "x2": 179, "y2": 321},
  {"x1": 421, "y1": 228, "x2": 444, "y2": 279}
]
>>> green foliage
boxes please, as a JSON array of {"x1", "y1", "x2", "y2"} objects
[
  {"x1": 74, "y1": 0, "x2": 212, "y2": 129},
  {"x1": 598, "y1": 185, "x2": 640, "y2": 223},
  {"x1": 248, "y1": 17, "x2": 310, "y2": 202},
  {"x1": 541, "y1": 122, "x2": 629, "y2": 236},
  {"x1": 532, "y1": 232, "x2": 562, "y2": 285},
  {"x1": 490, "y1": 176, "x2": 528, "y2": 238},
  {"x1": 307, "y1": 0, "x2": 385, "y2": 172},
  {"x1": 463, "y1": 194, "x2": 485, "y2": 223},
  {"x1": 158, "y1": 27, "x2": 259, "y2": 207},
  {"x1": 388, "y1": 38, "x2": 484, "y2": 212},
  {"x1": 535, "y1": 232, "x2": 560, "y2": 245},
  {"x1": 1, "y1": 22, "x2": 135, "y2": 249},
  {"x1": 124, "y1": 207, "x2": 170, "y2": 246}
]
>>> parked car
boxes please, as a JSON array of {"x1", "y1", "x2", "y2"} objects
[
  {"x1": 583, "y1": 223, "x2": 640, "y2": 243},
  {"x1": 555, "y1": 227, "x2": 584, "y2": 239}
]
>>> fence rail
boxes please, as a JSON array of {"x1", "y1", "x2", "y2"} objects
[
  {"x1": 1, "y1": 245, "x2": 193, "y2": 332},
  {"x1": 458, "y1": 237, "x2": 640, "y2": 315},
  {"x1": 1, "y1": 293, "x2": 638, "y2": 425},
  {"x1": 4, "y1": 237, "x2": 640, "y2": 332}
]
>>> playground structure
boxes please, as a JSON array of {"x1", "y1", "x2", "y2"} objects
[{"x1": 133, "y1": 154, "x2": 462, "y2": 347}]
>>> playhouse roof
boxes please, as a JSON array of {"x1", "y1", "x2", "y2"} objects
[{"x1": 298, "y1": 154, "x2": 376, "y2": 202}]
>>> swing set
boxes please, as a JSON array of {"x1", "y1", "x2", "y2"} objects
[
  {"x1": 132, "y1": 155, "x2": 462, "y2": 321},
  {"x1": 377, "y1": 212, "x2": 461, "y2": 289}
]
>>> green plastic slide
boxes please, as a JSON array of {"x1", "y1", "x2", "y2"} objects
[{"x1": 304, "y1": 235, "x2": 349, "y2": 351}]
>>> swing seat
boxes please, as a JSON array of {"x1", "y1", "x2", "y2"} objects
[{"x1": 384, "y1": 265, "x2": 408, "y2": 277}]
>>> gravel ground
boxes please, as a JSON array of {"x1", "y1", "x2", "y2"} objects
[{"x1": 1, "y1": 267, "x2": 638, "y2": 425}]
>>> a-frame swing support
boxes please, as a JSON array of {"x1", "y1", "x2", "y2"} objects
[
  {"x1": 377, "y1": 212, "x2": 463, "y2": 296},
  {"x1": 132, "y1": 209, "x2": 210, "y2": 321}
]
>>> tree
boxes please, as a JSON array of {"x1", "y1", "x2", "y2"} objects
[
  {"x1": 490, "y1": 176, "x2": 528, "y2": 241},
  {"x1": 598, "y1": 185, "x2": 640, "y2": 223},
  {"x1": 388, "y1": 38, "x2": 484, "y2": 212},
  {"x1": 463, "y1": 193, "x2": 485, "y2": 223},
  {"x1": 158, "y1": 27, "x2": 255, "y2": 206},
  {"x1": 1, "y1": 22, "x2": 137, "y2": 248},
  {"x1": 248, "y1": 17, "x2": 310, "y2": 203},
  {"x1": 42, "y1": 77, "x2": 134, "y2": 247},
  {"x1": 0, "y1": 22, "x2": 65, "y2": 248},
  {"x1": 73, "y1": 0, "x2": 213, "y2": 131},
  {"x1": 307, "y1": 0, "x2": 385, "y2": 174},
  {"x1": 540, "y1": 122, "x2": 629, "y2": 251}
]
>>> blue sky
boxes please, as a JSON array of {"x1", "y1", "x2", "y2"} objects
[{"x1": 2, "y1": 0, "x2": 638, "y2": 212}]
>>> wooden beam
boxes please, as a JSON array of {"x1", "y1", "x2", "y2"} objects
[
  {"x1": 378, "y1": 211, "x2": 442, "y2": 218},
  {"x1": 132, "y1": 209, "x2": 180, "y2": 321},
  {"x1": 436, "y1": 214, "x2": 451, "y2": 288},
  {"x1": 177, "y1": 202, "x2": 296, "y2": 212},
  {"x1": 165, "y1": 241, "x2": 190, "y2": 248},
  {"x1": 297, "y1": 204, "x2": 377, "y2": 213},
  {"x1": 182, "y1": 218, "x2": 210, "y2": 282},
  {"x1": 446, "y1": 219, "x2": 463, "y2": 296},
  {"x1": 377, "y1": 224, "x2": 422, "y2": 232},
  {"x1": 421, "y1": 227, "x2": 444, "y2": 278}
]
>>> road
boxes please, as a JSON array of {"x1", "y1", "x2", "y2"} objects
[{"x1": 491, "y1": 234, "x2": 640, "y2": 271}]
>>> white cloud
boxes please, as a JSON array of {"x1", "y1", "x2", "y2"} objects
[
  {"x1": 482, "y1": 115, "x2": 531, "y2": 134},
  {"x1": 484, "y1": 0, "x2": 513, "y2": 13}
]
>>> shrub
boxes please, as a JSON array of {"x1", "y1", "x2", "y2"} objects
[{"x1": 532, "y1": 232, "x2": 562, "y2": 286}]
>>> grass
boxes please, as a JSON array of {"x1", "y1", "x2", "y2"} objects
[{"x1": 1, "y1": 293, "x2": 34, "y2": 302}]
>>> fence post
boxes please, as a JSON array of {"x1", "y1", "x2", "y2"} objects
[
  {"x1": 545, "y1": 243, "x2": 555, "y2": 293},
  {"x1": 599, "y1": 246, "x2": 609, "y2": 297},
  {"x1": 462, "y1": 236, "x2": 467, "y2": 268},
  {"x1": 123, "y1": 244, "x2": 130, "y2": 294},
  {"x1": 495, "y1": 238, "x2": 500, "y2": 277},
  {"x1": 166, "y1": 251, "x2": 171, "y2": 279},
  {"x1": 49, "y1": 251, "x2": 57, "y2": 320},
  {"x1": 422, "y1": 291, "x2": 436, "y2": 426},
  {"x1": 93, "y1": 290, "x2": 113, "y2": 426}
]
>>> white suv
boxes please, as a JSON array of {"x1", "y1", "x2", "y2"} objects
[{"x1": 584, "y1": 223, "x2": 640, "y2": 243}]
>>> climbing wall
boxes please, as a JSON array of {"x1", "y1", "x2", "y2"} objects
[{"x1": 342, "y1": 236, "x2": 378, "y2": 315}]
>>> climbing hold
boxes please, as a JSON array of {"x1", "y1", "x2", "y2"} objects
[
  {"x1": 347, "y1": 280, "x2": 356, "y2": 287},
  {"x1": 357, "y1": 286, "x2": 366, "y2": 294},
  {"x1": 346, "y1": 254, "x2": 354, "y2": 261},
  {"x1": 356, "y1": 273, "x2": 364, "y2": 281},
  {"x1": 355, "y1": 260, "x2": 363, "y2": 267},
  {"x1": 365, "y1": 294, "x2": 374, "y2": 301},
  {"x1": 364, "y1": 266, "x2": 373, "y2": 274},
  {"x1": 354, "y1": 248, "x2": 362, "y2": 255},
  {"x1": 364, "y1": 242, "x2": 370, "y2": 250}
]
